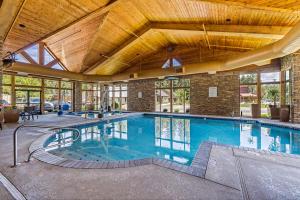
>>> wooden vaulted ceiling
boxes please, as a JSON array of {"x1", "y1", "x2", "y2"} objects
[{"x1": 3, "y1": 0, "x2": 300, "y2": 76}]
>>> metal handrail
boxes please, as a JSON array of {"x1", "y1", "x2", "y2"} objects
[
  {"x1": 13, "y1": 124, "x2": 80, "y2": 167},
  {"x1": 26, "y1": 128, "x2": 80, "y2": 163}
]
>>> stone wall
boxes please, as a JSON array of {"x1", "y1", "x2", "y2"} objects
[
  {"x1": 189, "y1": 72, "x2": 240, "y2": 116},
  {"x1": 126, "y1": 72, "x2": 240, "y2": 116},
  {"x1": 73, "y1": 81, "x2": 82, "y2": 112},
  {"x1": 282, "y1": 52, "x2": 300, "y2": 123},
  {"x1": 127, "y1": 79, "x2": 156, "y2": 112}
]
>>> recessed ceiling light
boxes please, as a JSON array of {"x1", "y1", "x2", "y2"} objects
[
  {"x1": 19, "y1": 24, "x2": 26, "y2": 28},
  {"x1": 226, "y1": 18, "x2": 231, "y2": 22}
]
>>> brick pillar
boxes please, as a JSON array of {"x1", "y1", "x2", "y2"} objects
[{"x1": 73, "y1": 81, "x2": 82, "y2": 112}]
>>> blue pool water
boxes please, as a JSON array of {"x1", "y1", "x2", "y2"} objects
[{"x1": 44, "y1": 114, "x2": 300, "y2": 166}]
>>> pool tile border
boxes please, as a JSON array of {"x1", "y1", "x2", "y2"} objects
[{"x1": 29, "y1": 132, "x2": 213, "y2": 178}]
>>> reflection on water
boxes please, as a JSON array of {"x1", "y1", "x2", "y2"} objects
[
  {"x1": 45, "y1": 115, "x2": 300, "y2": 166},
  {"x1": 240, "y1": 124, "x2": 300, "y2": 154}
]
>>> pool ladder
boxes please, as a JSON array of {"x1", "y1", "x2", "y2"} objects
[{"x1": 12, "y1": 124, "x2": 80, "y2": 167}]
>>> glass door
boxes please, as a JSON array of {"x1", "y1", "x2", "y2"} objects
[{"x1": 16, "y1": 90, "x2": 28, "y2": 110}]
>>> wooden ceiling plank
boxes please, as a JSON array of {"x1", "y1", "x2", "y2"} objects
[
  {"x1": 80, "y1": 12, "x2": 110, "y2": 72},
  {"x1": 83, "y1": 23, "x2": 152, "y2": 73},
  {"x1": 10, "y1": 0, "x2": 120, "y2": 54},
  {"x1": 83, "y1": 21, "x2": 290, "y2": 74},
  {"x1": 3, "y1": 0, "x2": 27, "y2": 41},
  {"x1": 188, "y1": 0, "x2": 300, "y2": 13}
]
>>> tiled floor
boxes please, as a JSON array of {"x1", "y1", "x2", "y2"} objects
[{"x1": 0, "y1": 114, "x2": 300, "y2": 199}]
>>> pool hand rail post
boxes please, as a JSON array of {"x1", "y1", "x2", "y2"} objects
[{"x1": 12, "y1": 124, "x2": 80, "y2": 167}]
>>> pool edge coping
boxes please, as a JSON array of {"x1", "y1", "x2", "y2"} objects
[{"x1": 29, "y1": 132, "x2": 212, "y2": 178}]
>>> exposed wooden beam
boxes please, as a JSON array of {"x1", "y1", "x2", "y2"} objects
[
  {"x1": 202, "y1": 24, "x2": 211, "y2": 49},
  {"x1": 19, "y1": 50, "x2": 37, "y2": 65},
  {"x1": 38, "y1": 42, "x2": 44, "y2": 65},
  {"x1": 45, "y1": 59, "x2": 59, "y2": 68},
  {"x1": 83, "y1": 22, "x2": 290, "y2": 74},
  {"x1": 188, "y1": 0, "x2": 300, "y2": 13},
  {"x1": 0, "y1": 0, "x2": 24, "y2": 41},
  {"x1": 83, "y1": 23, "x2": 151, "y2": 73},
  {"x1": 81, "y1": 12, "x2": 109, "y2": 72},
  {"x1": 152, "y1": 22, "x2": 290, "y2": 39},
  {"x1": 44, "y1": 44, "x2": 69, "y2": 71},
  {"x1": 210, "y1": 45, "x2": 254, "y2": 50},
  {"x1": 9, "y1": 62, "x2": 112, "y2": 82},
  {"x1": 107, "y1": 18, "x2": 156, "y2": 51},
  {"x1": 12, "y1": 0, "x2": 120, "y2": 54},
  {"x1": 2, "y1": 0, "x2": 27, "y2": 41}
]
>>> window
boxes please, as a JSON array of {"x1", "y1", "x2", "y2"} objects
[
  {"x1": 61, "y1": 81, "x2": 73, "y2": 111},
  {"x1": 15, "y1": 76, "x2": 41, "y2": 87},
  {"x1": 45, "y1": 79, "x2": 59, "y2": 111},
  {"x1": 2, "y1": 74, "x2": 12, "y2": 105},
  {"x1": 44, "y1": 49, "x2": 55, "y2": 65},
  {"x1": 24, "y1": 44, "x2": 39, "y2": 63},
  {"x1": 82, "y1": 83, "x2": 101, "y2": 110},
  {"x1": 162, "y1": 58, "x2": 182, "y2": 69},
  {"x1": 260, "y1": 72, "x2": 280, "y2": 118},
  {"x1": 240, "y1": 73, "x2": 258, "y2": 117},
  {"x1": 108, "y1": 84, "x2": 127, "y2": 111},
  {"x1": 15, "y1": 54, "x2": 30, "y2": 64},
  {"x1": 155, "y1": 78, "x2": 190, "y2": 113},
  {"x1": 15, "y1": 43, "x2": 66, "y2": 71},
  {"x1": 283, "y1": 70, "x2": 291, "y2": 105},
  {"x1": 51, "y1": 63, "x2": 64, "y2": 70}
]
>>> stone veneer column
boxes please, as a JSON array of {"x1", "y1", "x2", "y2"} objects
[
  {"x1": 73, "y1": 81, "x2": 82, "y2": 112},
  {"x1": 189, "y1": 72, "x2": 240, "y2": 116},
  {"x1": 127, "y1": 79, "x2": 156, "y2": 112},
  {"x1": 282, "y1": 52, "x2": 300, "y2": 123}
]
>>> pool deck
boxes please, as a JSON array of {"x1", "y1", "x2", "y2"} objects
[{"x1": 0, "y1": 114, "x2": 300, "y2": 199}]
